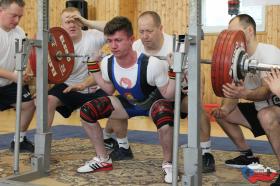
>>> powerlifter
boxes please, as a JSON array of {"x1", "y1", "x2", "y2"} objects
[{"x1": 77, "y1": 16, "x2": 176, "y2": 184}]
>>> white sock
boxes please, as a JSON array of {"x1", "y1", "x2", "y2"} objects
[
  {"x1": 103, "y1": 129, "x2": 112, "y2": 140},
  {"x1": 117, "y1": 137, "x2": 129, "y2": 149},
  {"x1": 201, "y1": 140, "x2": 211, "y2": 155},
  {"x1": 99, "y1": 155, "x2": 110, "y2": 162},
  {"x1": 13, "y1": 132, "x2": 26, "y2": 142}
]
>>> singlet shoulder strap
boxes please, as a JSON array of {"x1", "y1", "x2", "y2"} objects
[
  {"x1": 139, "y1": 54, "x2": 156, "y2": 97},
  {"x1": 107, "y1": 55, "x2": 114, "y2": 82}
]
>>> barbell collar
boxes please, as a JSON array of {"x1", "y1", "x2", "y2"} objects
[{"x1": 248, "y1": 60, "x2": 280, "y2": 72}]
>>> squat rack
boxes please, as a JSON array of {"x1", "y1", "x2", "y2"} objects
[
  {"x1": 172, "y1": 0, "x2": 202, "y2": 186},
  {"x1": 0, "y1": 0, "x2": 203, "y2": 185}
]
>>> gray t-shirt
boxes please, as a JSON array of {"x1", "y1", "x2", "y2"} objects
[
  {"x1": 65, "y1": 29, "x2": 105, "y2": 93},
  {"x1": 245, "y1": 43, "x2": 280, "y2": 110}
]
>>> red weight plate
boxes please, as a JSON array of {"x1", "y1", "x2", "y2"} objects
[
  {"x1": 29, "y1": 46, "x2": 37, "y2": 76},
  {"x1": 48, "y1": 27, "x2": 75, "y2": 84},
  {"x1": 223, "y1": 30, "x2": 247, "y2": 86},
  {"x1": 217, "y1": 30, "x2": 233, "y2": 97},
  {"x1": 211, "y1": 30, "x2": 246, "y2": 97},
  {"x1": 211, "y1": 30, "x2": 229, "y2": 97}
]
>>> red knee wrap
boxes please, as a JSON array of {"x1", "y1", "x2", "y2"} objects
[
  {"x1": 151, "y1": 100, "x2": 174, "y2": 129},
  {"x1": 80, "y1": 96, "x2": 114, "y2": 123}
]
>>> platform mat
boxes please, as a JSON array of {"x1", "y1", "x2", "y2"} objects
[
  {"x1": 0, "y1": 125, "x2": 273, "y2": 154},
  {"x1": 0, "y1": 138, "x2": 278, "y2": 186}
]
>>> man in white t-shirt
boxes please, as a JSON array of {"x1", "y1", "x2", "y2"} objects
[
  {"x1": 47, "y1": 7, "x2": 110, "y2": 128},
  {"x1": 265, "y1": 68, "x2": 280, "y2": 98},
  {"x1": 212, "y1": 15, "x2": 280, "y2": 186},
  {"x1": 0, "y1": 0, "x2": 35, "y2": 153},
  {"x1": 77, "y1": 16, "x2": 176, "y2": 184},
  {"x1": 263, "y1": 68, "x2": 280, "y2": 186},
  {"x1": 104, "y1": 11, "x2": 215, "y2": 173}
]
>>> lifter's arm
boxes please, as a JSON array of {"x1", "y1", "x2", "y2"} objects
[
  {"x1": 158, "y1": 79, "x2": 176, "y2": 100},
  {"x1": 0, "y1": 68, "x2": 17, "y2": 82},
  {"x1": 63, "y1": 75, "x2": 96, "y2": 93}
]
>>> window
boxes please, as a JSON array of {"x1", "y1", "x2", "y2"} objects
[{"x1": 202, "y1": 0, "x2": 265, "y2": 33}]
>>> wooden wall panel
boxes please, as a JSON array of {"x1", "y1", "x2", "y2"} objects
[
  {"x1": 17, "y1": 1, "x2": 280, "y2": 104},
  {"x1": 93, "y1": 0, "x2": 119, "y2": 20},
  {"x1": 19, "y1": 0, "x2": 37, "y2": 37},
  {"x1": 135, "y1": 0, "x2": 188, "y2": 35}
]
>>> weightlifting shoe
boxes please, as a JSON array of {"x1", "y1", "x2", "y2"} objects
[
  {"x1": 225, "y1": 155, "x2": 260, "y2": 168},
  {"x1": 10, "y1": 136, "x2": 34, "y2": 153},
  {"x1": 104, "y1": 138, "x2": 118, "y2": 150},
  {"x1": 109, "y1": 147, "x2": 133, "y2": 161},
  {"x1": 162, "y1": 162, "x2": 173, "y2": 183},
  {"x1": 77, "y1": 156, "x2": 113, "y2": 173},
  {"x1": 202, "y1": 153, "x2": 216, "y2": 173}
]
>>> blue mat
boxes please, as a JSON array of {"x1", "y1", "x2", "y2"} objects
[{"x1": 0, "y1": 125, "x2": 273, "y2": 154}]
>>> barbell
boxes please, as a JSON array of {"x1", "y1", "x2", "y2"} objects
[
  {"x1": 211, "y1": 30, "x2": 280, "y2": 97},
  {"x1": 156, "y1": 30, "x2": 280, "y2": 97},
  {"x1": 29, "y1": 27, "x2": 89, "y2": 84},
  {"x1": 28, "y1": 28, "x2": 279, "y2": 95}
]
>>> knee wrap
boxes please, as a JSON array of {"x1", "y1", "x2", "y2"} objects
[
  {"x1": 80, "y1": 96, "x2": 114, "y2": 124},
  {"x1": 151, "y1": 100, "x2": 174, "y2": 129}
]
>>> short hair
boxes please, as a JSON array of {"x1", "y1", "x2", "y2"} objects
[
  {"x1": 104, "y1": 16, "x2": 133, "y2": 37},
  {"x1": 229, "y1": 14, "x2": 256, "y2": 35},
  {"x1": 138, "y1": 11, "x2": 161, "y2": 27},
  {"x1": 0, "y1": 0, "x2": 25, "y2": 8},
  {"x1": 61, "y1": 7, "x2": 81, "y2": 15}
]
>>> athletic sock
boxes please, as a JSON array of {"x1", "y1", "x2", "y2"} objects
[
  {"x1": 116, "y1": 137, "x2": 129, "y2": 149},
  {"x1": 201, "y1": 140, "x2": 211, "y2": 155},
  {"x1": 103, "y1": 129, "x2": 112, "y2": 140},
  {"x1": 13, "y1": 132, "x2": 26, "y2": 142}
]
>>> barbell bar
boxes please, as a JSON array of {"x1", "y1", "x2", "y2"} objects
[
  {"x1": 154, "y1": 55, "x2": 212, "y2": 64},
  {"x1": 55, "y1": 52, "x2": 89, "y2": 59},
  {"x1": 155, "y1": 30, "x2": 280, "y2": 98},
  {"x1": 27, "y1": 28, "x2": 280, "y2": 93}
]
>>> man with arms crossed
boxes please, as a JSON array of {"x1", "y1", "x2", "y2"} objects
[{"x1": 0, "y1": 0, "x2": 35, "y2": 153}]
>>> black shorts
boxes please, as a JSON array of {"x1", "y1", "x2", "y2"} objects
[
  {"x1": 48, "y1": 83, "x2": 108, "y2": 118},
  {"x1": 237, "y1": 102, "x2": 265, "y2": 137},
  {"x1": 180, "y1": 93, "x2": 188, "y2": 119},
  {"x1": 0, "y1": 83, "x2": 33, "y2": 111}
]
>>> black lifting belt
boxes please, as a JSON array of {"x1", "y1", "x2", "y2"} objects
[{"x1": 130, "y1": 89, "x2": 163, "y2": 110}]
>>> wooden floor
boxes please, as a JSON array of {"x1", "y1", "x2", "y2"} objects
[
  {"x1": 0, "y1": 109, "x2": 267, "y2": 140},
  {"x1": 0, "y1": 109, "x2": 270, "y2": 186}
]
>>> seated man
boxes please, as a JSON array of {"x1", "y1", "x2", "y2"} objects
[
  {"x1": 47, "y1": 7, "x2": 118, "y2": 131},
  {"x1": 0, "y1": 0, "x2": 35, "y2": 153},
  {"x1": 77, "y1": 16, "x2": 176, "y2": 184},
  {"x1": 261, "y1": 68, "x2": 280, "y2": 186},
  {"x1": 212, "y1": 15, "x2": 280, "y2": 185},
  {"x1": 104, "y1": 10, "x2": 215, "y2": 173}
]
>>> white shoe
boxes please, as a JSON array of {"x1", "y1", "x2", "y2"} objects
[
  {"x1": 162, "y1": 162, "x2": 172, "y2": 183},
  {"x1": 77, "y1": 156, "x2": 113, "y2": 173}
]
